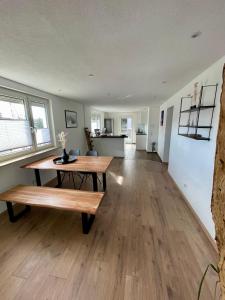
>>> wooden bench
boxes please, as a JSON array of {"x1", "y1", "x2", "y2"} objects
[{"x1": 0, "y1": 185, "x2": 104, "y2": 234}]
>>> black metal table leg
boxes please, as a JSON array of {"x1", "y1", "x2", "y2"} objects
[
  {"x1": 56, "y1": 170, "x2": 62, "y2": 188},
  {"x1": 103, "y1": 173, "x2": 107, "y2": 191},
  {"x1": 6, "y1": 202, "x2": 31, "y2": 223},
  {"x1": 34, "y1": 169, "x2": 41, "y2": 186},
  {"x1": 81, "y1": 213, "x2": 95, "y2": 234},
  {"x1": 92, "y1": 172, "x2": 98, "y2": 191}
]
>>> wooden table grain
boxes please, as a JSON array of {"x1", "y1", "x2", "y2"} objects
[{"x1": 22, "y1": 155, "x2": 113, "y2": 191}]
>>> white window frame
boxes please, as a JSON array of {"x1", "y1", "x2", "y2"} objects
[
  {"x1": 0, "y1": 87, "x2": 55, "y2": 163},
  {"x1": 91, "y1": 113, "x2": 101, "y2": 133}
]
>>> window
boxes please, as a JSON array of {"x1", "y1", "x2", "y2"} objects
[
  {"x1": 91, "y1": 113, "x2": 101, "y2": 133},
  {"x1": 31, "y1": 102, "x2": 51, "y2": 147},
  {"x1": 0, "y1": 88, "x2": 54, "y2": 162}
]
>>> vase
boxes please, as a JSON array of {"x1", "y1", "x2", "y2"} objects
[{"x1": 61, "y1": 148, "x2": 69, "y2": 163}]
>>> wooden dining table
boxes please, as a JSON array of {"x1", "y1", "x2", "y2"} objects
[{"x1": 22, "y1": 155, "x2": 113, "y2": 192}]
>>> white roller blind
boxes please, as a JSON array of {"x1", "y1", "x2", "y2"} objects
[
  {"x1": 0, "y1": 120, "x2": 33, "y2": 153},
  {"x1": 0, "y1": 96, "x2": 33, "y2": 156},
  {"x1": 36, "y1": 128, "x2": 51, "y2": 146}
]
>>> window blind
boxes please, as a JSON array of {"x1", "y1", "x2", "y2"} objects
[
  {"x1": 0, "y1": 96, "x2": 33, "y2": 155},
  {"x1": 0, "y1": 120, "x2": 33, "y2": 154}
]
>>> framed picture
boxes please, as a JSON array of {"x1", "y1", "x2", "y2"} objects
[
  {"x1": 65, "y1": 110, "x2": 78, "y2": 128},
  {"x1": 160, "y1": 110, "x2": 164, "y2": 126}
]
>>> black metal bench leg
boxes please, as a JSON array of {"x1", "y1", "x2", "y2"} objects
[
  {"x1": 103, "y1": 173, "x2": 107, "y2": 191},
  {"x1": 56, "y1": 170, "x2": 62, "y2": 188},
  {"x1": 81, "y1": 213, "x2": 95, "y2": 234},
  {"x1": 34, "y1": 169, "x2": 41, "y2": 186},
  {"x1": 92, "y1": 172, "x2": 98, "y2": 191},
  {"x1": 6, "y1": 202, "x2": 31, "y2": 223}
]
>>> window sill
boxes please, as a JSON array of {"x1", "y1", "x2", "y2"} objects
[{"x1": 0, "y1": 147, "x2": 59, "y2": 168}]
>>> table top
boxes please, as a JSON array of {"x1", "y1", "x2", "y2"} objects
[
  {"x1": 92, "y1": 135, "x2": 127, "y2": 138},
  {"x1": 22, "y1": 155, "x2": 113, "y2": 173}
]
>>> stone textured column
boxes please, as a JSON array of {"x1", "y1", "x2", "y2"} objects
[{"x1": 212, "y1": 64, "x2": 225, "y2": 298}]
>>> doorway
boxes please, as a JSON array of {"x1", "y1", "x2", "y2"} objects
[
  {"x1": 121, "y1": 116, "x2": 133, "y2": 144},
  {"x1": 163, "y1": 106, "x2": 174, "y2": 163}
]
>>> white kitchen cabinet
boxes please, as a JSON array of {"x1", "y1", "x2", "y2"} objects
[{"x1": 136, "y1": 134, "x2": 147, "y2": 150}]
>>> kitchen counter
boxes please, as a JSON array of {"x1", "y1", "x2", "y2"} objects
[
  {"x1": 93, "y1": 135, "x2": 127, "y2": 138},
  {"x1": 136, "y1": 134, "x2": 147, "y2": 150},
  {"x1": 93, "y1": 136, "x2": 127, "y2": 157}
]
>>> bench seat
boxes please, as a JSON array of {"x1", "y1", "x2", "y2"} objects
[{"x1": 0, "y1": 185, "x2": 104, "y2": 234}]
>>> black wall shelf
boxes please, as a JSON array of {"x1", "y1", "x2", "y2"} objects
[
  {"x1": 178, "y1": 84, "x2": 218, "y2": 141},
  {"x1": 179, "y1": 125, "x2": 212, "y2": 129},
  {"x1": 178, "y1": 134, "x2": 210, "y2": 141},
  {"x1": 181, "y1": 105, "x2": 215, "y2": 113}
]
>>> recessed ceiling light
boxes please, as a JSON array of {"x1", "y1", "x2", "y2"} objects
[
  {"x1": 124, "y1": 94, "x2": 133, "y2": 98},
  {"x1": 162, "y1": 80, "x2": 167, "y2": 84},
  {"x1": 88, "y1": 74, "x2": 95, "y2": 77},
  {"x1": 118, "y1": 94, "x2": 133, "y2": 100},
  {"x1": 191, "y1": 31, "x2": 202, "y2": 39}
]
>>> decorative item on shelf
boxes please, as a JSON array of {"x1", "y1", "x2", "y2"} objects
[
  {"x1": 191, "y1": 82, "x2": 199, "y2": 109},
  {"x1": 57, "y1": 131, "x2": 69, "y2": 163},
  {"x1": 189, "y1": 133, "x2": 202, "y2": 138},
  {"x1": 190, "y1": 102, "x2": 196, "y2": 109}
]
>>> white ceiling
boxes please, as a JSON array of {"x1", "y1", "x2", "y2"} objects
[{"x1": 0, "y1": 0, "x2": 225, "y2": 111}]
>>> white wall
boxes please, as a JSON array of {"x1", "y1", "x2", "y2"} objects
[
  {"x1": 158, "y1": 56, "x2": 225, "y2": 237},
  {"x1": 163, "y1": 106, "x2": 174, "y2": 162},
  {"x1": 0, "y1": 76, "x2": 86, "y2": 213},
  {"x1": 137, "y1": 110, "x2": 148, "y2": 132},
  {"x1": 146, "y1": 105, "x2": 160, "y2": 152}
]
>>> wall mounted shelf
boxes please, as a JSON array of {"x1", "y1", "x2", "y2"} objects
[
  {"x1": 178, "y1": 134, "x2": 210, "y2": 141},
  {"x1": 179, "y1": 125, "x2": 212, "y2": 129},
  {"x1": 180, "y1": 105, "x2": 215, "y2": 113},
  {"x1": 178, "y1": 84, "x2": 218, "y2": 141}
]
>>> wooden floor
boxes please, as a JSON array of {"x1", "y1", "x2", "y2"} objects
[
  {"x1": 0, "y1": 152, "x2": 218, "y2": 299},
  {"x1": 125, "y1": 144, "x2": 161, "y2": 161}
]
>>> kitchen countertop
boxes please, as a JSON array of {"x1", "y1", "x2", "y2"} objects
[{"x1": 93, "y1": 135, "x2": 128, "y2": 138}]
